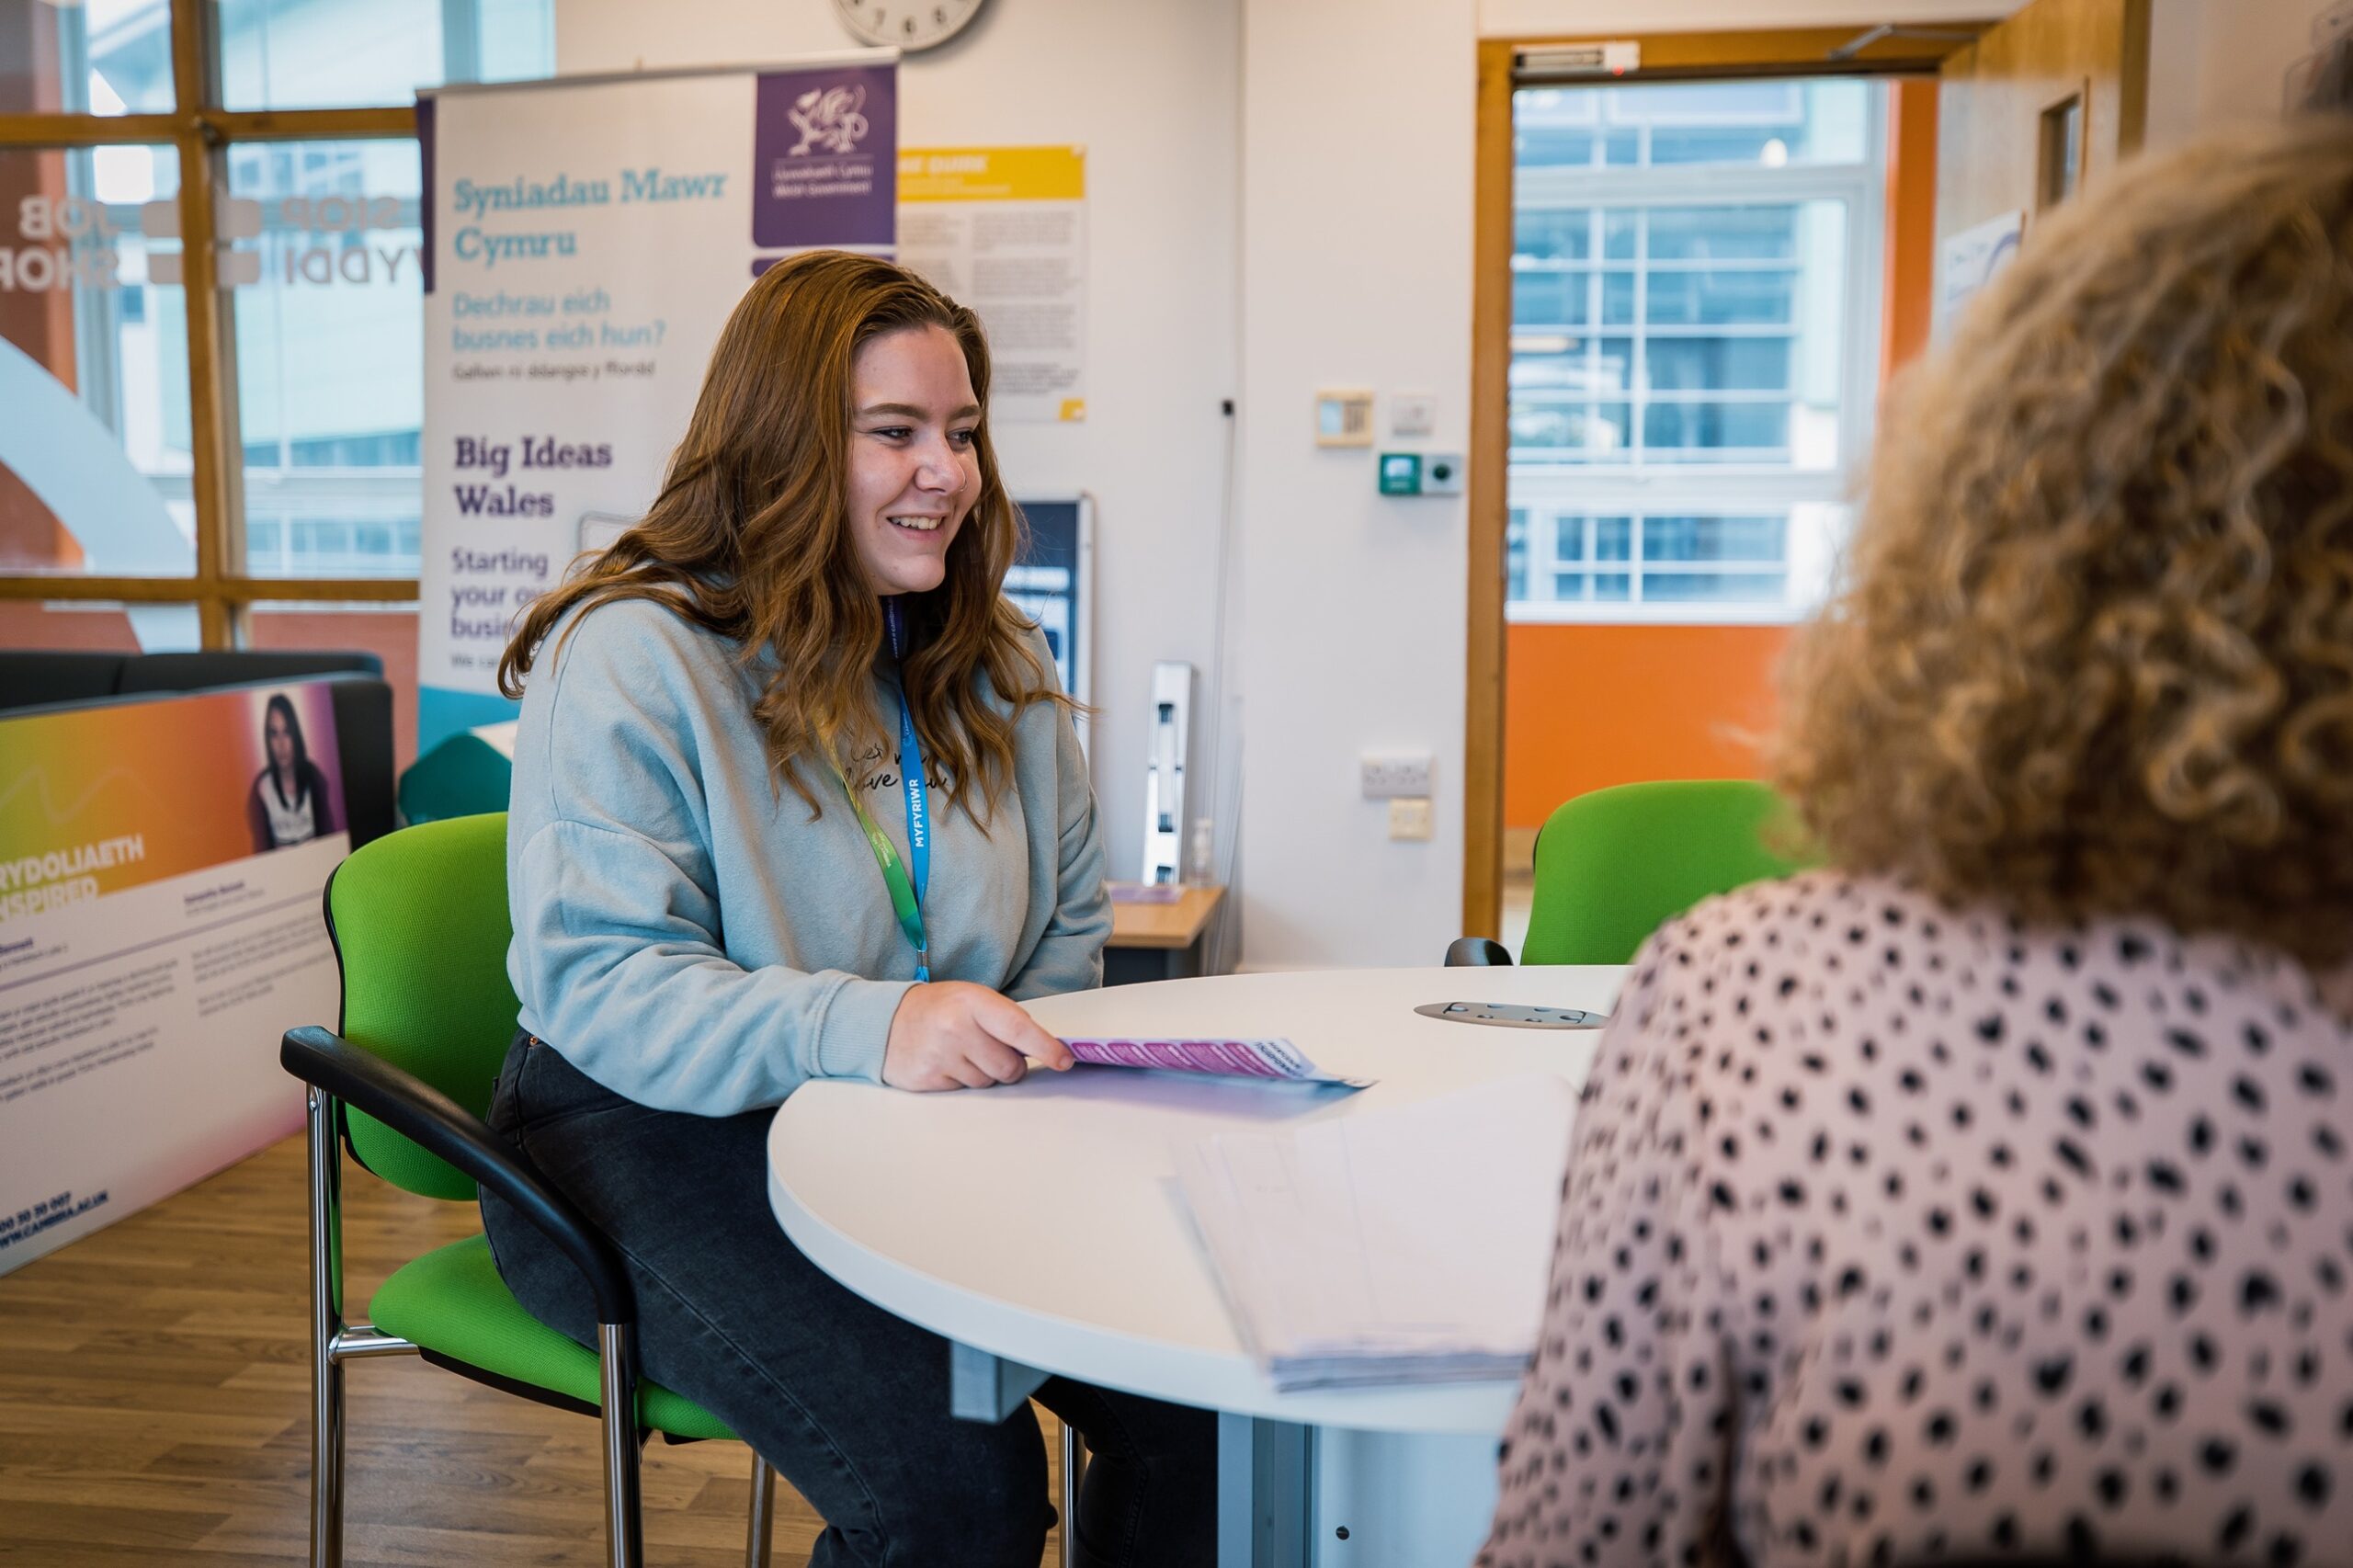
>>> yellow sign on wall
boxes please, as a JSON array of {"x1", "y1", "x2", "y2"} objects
[{"x1": 898, "y1": 146, "x2": 1086, "y2": 203}]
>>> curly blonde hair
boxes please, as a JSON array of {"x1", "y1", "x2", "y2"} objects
[{"x1": 1773, "y1": 117, "x2": 2353, "y2": 967}]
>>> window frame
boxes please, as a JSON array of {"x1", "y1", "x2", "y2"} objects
[
  {"x1": 1506, "y1": 87, "x2": 1888, "y2": 626},
  {"x1": 0, "y1": 0, "x2": 421, "y2": 648}
]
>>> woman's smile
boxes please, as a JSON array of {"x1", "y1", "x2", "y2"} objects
[{"x1": 847, "y1": 324, "x2": 981, "y2": 596}]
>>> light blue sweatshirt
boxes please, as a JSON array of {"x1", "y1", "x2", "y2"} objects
[{"x1": 506, "y1": 595, "x2": 1109, "y2": 1117}]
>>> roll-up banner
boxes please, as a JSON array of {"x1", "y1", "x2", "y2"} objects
[
  {"x1": 415, "y1": 55, "x2": 901, "y2": 752},
  {"x1": 0, "y1": 682, "x2": 350, "y2": 1274}
]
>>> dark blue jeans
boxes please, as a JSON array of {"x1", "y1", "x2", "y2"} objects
[{"x1": 479, "y1": 1030, "x2": 1217, "y2": 1568}]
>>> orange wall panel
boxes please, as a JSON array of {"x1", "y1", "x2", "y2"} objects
[
  {"x1": 1504, "y1": 621, "x2": 1790, "y2": 828},
  {"x1": 1883, "y1": 78, "x2": 1941, "y2": 379},
  {"x1": 0, "y1": 602, "x2": 142, "y2": 653}
]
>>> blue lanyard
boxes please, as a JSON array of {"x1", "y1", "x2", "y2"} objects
[{"x1": 883, "y1": 597, "x2": 931, "y2": 974}]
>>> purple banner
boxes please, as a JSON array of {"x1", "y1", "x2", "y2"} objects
[{"x1": 751, "y1": 64, "x2": 897, "y2": 251}]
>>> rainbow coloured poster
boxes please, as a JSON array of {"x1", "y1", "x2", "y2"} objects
[{"x1": 0, "y1": 681, "x2": 350, "y2": 1274}]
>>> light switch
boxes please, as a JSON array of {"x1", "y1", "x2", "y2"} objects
[{"x1": 1388, "y1": 798, "x2": 1434, "y2": 841}]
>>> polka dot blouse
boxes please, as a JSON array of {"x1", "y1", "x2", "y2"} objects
[{"x1": 1481, "y1": 871, "x2": 2353, "y2": 1568}]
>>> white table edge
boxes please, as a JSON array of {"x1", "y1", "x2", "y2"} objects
[{"x1": 764, "y1": 1118, "x2": 1525, "y2": 1435}]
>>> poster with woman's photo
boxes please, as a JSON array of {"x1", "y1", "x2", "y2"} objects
[{"x1": 0, "y1": 679, "x2": 348, "y2": 1275}]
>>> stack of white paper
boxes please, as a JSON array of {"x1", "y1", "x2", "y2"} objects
[{"x1": 1174, "y1": 1074, "x2": 1580, "y2": 1392}]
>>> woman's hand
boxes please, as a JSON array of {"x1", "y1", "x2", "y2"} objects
[{"x1": 881, "y1": 982, "x2": 1077, "y2": 1091}]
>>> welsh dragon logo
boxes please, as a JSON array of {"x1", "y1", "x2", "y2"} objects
[{"x1": 788, "y1": 85, "x2": 870, "y2": 157}]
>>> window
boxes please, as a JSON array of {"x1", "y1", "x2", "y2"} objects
[
  {"x1": 2038, "y1": 92, "x2": 2085, "y2": 210},
  {"x1": 1, "y1": 0, "x2": 176, "y2": 115},
  {"x1": 0, "y1": 144, "x2": 192, "y2": 576},
  {"x1": 1507, "y1": 79, "x2": 1885, "y2": 623},
  {"x1": 219, "y1": 0, "x2": 553, "y2": 110},
  {"x1": 230, "y1": 139, "x2": 426, "y2": 579},
  {"x1": 0, "y1": 0, "x2": 549, "y2": 674}
]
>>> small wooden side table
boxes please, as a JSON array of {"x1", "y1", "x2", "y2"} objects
[{"x1": 1103, "y1": 884, "x2": 1225, "y2": 985}]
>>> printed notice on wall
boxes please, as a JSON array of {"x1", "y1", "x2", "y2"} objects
[
  {"x1": 0, "y1": 682, "x2": 349, "y2": 1275},
  {"x1": 898, "y1": 147, "x2": 1087, "y2": 424},
  {"x1": 1936, "y1": 210, "x2": 2023, "y2": 339}
]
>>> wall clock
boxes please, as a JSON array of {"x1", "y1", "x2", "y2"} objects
[{"x1": 835, "y1": 0, "x2": 988, "y2": 51}]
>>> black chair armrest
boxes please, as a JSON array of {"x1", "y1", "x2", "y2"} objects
[
  {"x1": 280, "y1": 1025, "x2": 636, "y2": 1325},
  {"x1": 1445, "y1": 937, "x2": 1513, "y2": 967}
]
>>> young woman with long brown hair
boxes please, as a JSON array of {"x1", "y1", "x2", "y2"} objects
[{"x1": 481, "y1": 251, "x2": 1213, "y2": 1566}]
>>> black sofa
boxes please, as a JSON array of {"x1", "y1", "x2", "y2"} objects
[{"x1": 0, "y1": 649, "x2": 396, "y2": 849}]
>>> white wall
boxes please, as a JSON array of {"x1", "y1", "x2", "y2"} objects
[
  {"x1": 2146, "y1": 0, "x2": 2348, "y2": 148},
  {"x1": 1234, "y1": 0, "x2": 1479, "y2": 968},
  {"x1": 554, "y1": 0, "x2": 1242, "y2": 903}
]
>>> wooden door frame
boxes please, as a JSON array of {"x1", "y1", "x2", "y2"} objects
[
  {"x1": 1465, "y1": 38, "x2": 1515, "y2": 944},
  {"x1": 1462, "y1": 25, "x2": 1990, "y2": 940}
]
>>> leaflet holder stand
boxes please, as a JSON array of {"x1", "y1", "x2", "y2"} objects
[{"x1": 1140, "y1": 662, "x2": 1192, "y2": 887}]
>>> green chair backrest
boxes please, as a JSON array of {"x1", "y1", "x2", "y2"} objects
[
  {"x1": 397, "y1": 733, "x2": 516, "y2": 827},
  {"x1": 326, "y1": 812, "x2": 517, "y2": 1200},
  {"x1": 1520, "y1": 779, "x2": 1813, "y2": 966}
]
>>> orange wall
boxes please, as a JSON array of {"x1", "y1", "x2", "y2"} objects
[
  {"x1": 1505, "y1": 622, "x2": 1790, "y2": 827},
  {"x1": 1882, "y1": 78, "x2": 1941, "y2": 381},
  {"x1": 1501, "y1": 81, "x2": 1940, "y2": 833}
]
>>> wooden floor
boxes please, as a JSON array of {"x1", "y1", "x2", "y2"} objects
[{"x1": 0, "y1": 1133, "x2": 1066, "y2": 1565}]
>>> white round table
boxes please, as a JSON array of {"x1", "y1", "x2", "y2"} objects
[{"x1": 767, "y1": 964, "x2": 1625, "y2": 1566}]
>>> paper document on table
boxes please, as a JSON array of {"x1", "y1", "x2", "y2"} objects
[
  {"x1": 1063, "y1": 1037, "x2": 1371, "y2": 1088},
  {"x1": 1175, "y1": 1074, "x2": 1578, "y2": 1390}
]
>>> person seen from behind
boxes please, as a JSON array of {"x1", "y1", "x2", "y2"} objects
[{"x1": 1481, "y1": 115, "x2": 2353, "y2": 1568}]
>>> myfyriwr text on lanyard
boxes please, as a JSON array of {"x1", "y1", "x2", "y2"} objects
[{"x1": 835, "y1": 597, "x2": 933, "y2": 982}]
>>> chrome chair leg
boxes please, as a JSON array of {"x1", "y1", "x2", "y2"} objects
[
  {"x1": 1059, "y1": 1420, "x2": 1089, "y2": 1568},
  {"x1": 305, "y1": 1086, "x2": 347, "y2": 1568},
  {"x1": 745, "y1": 1449, "x2": 777, "y2": 1568},
  {"x1": 598, "y1": 1322, "x2": 645, "y2": 1568}
]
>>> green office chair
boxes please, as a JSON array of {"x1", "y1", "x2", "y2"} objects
[
  {"x1": 1452, "y1": 778, "x2": 1815, "y2": 967},
  {"x1": 279, "y1": 812, "x2": 775, "y2": 1568}
]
